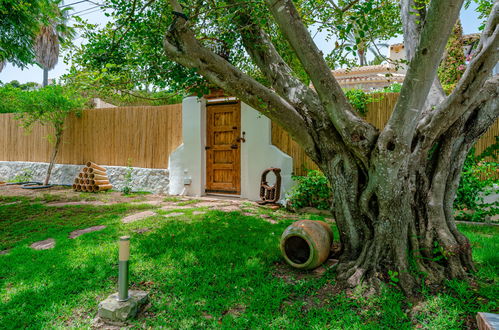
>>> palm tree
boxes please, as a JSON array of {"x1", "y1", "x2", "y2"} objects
[
  {"x1": 35, "y1": 2, "x2": 74, "y2": 86},
  {"x1": 0, "y1": 60, "x2": 5, "y2": 73},
  {"x1": 35, "y1": 25, "x2": 59, "y2": 86}
]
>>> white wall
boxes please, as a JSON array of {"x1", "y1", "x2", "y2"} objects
[
  {"x1": 168, "y1": 96, "x2": 206, "y2": 196},
  {"x1": 168, "y1": 97, "x2": 294, "y2": 201},
  {"x1": 240, "y1": 103, "x2": 293, "y2": 201}
]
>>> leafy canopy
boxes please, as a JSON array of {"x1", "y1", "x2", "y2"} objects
[
  {"x1": 12, "y1": 85, "x2": 88, "y2": 138},
  {"x1": 0, "y1": 0, "x2": 64, "y2": 68},
  {"x1": 66, "y1": 0, "x2": 401, "y2": 95}
]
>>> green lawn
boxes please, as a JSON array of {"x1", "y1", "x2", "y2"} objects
[{"x1": 0, "y1": 196, "x2": 497, "y2": 329}]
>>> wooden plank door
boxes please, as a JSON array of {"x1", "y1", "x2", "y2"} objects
[{"x1": 206, "y1": 102, "x2": 241, "y2": 194}]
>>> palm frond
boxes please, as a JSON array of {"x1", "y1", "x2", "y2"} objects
[{"x1": 35, "y1": 25, "x2": 60, "y2": 70}]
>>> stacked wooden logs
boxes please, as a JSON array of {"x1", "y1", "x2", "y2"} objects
[{"x1": 73, "y1": 162, "x2": 112, "y2": 192}]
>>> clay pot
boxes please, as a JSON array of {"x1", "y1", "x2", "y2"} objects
[{"x1": 280, "y1": 220, "x2": 333, "y2": 270}]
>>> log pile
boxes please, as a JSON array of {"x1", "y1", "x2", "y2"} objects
[{"x1": 73, "y1": 162, "x2": 112, "y2": 192}]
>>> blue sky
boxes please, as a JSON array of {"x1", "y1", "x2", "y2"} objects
[{"x1": 0, "y1": 1, "x2": 484, "y2": 85}]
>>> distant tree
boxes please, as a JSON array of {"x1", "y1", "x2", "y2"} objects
[
  {"x1": 341, "y1": 31, "x2": 389, "y2": 66},
  {"x1": 14, "y1": 85, "x2": 88, "y2": 185},
  {"x1": 0, "y1": 0, "x2": 60, "y2": 70},
  {"x1": 35, "y1": 1, "x2": 74, "y2": 86}
]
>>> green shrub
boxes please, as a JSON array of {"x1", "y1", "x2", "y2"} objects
[
  {"x1": 286, "y1": 170, "x2": 333, "y2": 210},
  {"x1": 382, "y1": 82, "x2": 402, "y2": 93},
  {"x1": 9, "y1": 169, "x2": 34, "y2": 183},
  {"x1": 122, "y1": 159, "x2": 133, "y2": 195},
  {"x1": 344, "y1": 89, "x2": 383, "y2": 116},
  {"x1": 454, "y1": 140, "x2": 498, "y2": 222},
  {"x1": 0, "y1": 85, "x2": 23, "y2": 113}
]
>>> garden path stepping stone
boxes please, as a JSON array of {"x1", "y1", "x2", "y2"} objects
[
  {"x1": 0, "y1": 249, "x2": 11, "y2": 255},
  {"x1": 260, "y1": 214, "x2": 277, "y2": 224},
  {"x1": 30, "y1": 238, "x2": 55, "y2": 250},
  {"x1": 194, "y1": 201, "x2": 228, "y2": 208},
  {"x1": 219, "y1": 205, "x2": 241, "y2": 212},
  {"x1": 122, "y1": 210, "x2": 157, "y2": 224},
  {"x1": 129, "y1": 200, "x2": 162, "y2": 206},
  {"x1": 2, "y1": 201, "x2": 21, "y2": 206},
  {"x1": 159, "y1": 205, "x2": 192, "y2": 211},
  {"x1": 192, "y1": 211, "x2": 206, "y2": 215},
  {"x1": 46, "y1": 201, "x2": 108, "y2": 207},
  {"x1": 69, "y1": 225, "x2": 106, "y2": 239},
  {"x1": 164, "y1": 212, "x2": 185, "y2": 218}
]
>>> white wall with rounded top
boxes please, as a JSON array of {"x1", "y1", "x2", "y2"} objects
[
  {"x1": 168, "y1": 96, "x2": 206, "y2": 196},
  {"x1": 240, "y1": 103, "x2": 293, "y2": 201},
  {"x1": 168, "y1": 96, "x2": 294, "y2": 201}
]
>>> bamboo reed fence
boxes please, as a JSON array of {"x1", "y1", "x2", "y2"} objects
[
  {"x1": 0, "y1": 96, "x2": 496, "y2": 177},
  {"x1": 272, "y1": 93, "x2": 499, "y2": 176},
  {"x1": 0, "y1": 105, "x2": 182, "y2": 168}
]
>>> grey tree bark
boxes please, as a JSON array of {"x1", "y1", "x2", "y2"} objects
[{"x1": 163, "y1": 0, "x2": 499, "y2": 293}]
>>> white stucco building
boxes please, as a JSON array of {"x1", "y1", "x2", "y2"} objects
[{"x1": 168, "y1": 95, "x2": 294, "y2": 201}]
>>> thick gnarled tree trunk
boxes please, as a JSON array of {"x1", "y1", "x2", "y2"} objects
[{"x1": 162, "y1": 0, "x2": 499, "y2": 294}]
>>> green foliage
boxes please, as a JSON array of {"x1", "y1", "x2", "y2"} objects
[
  {"x1": 382, "y1": 82, "x2": 402, "y2": 93},
  {"x1": 0, "y1": 81, "x2": 41, "y2": 113},
  {"x1": 388, "y1": 270, "x2": 399, "y2": 285},
  {"x1": 287, "y1": 170, "x2": 332, "y2": 210},
  {"x1": 438, "y1": 21, "x2": 466, "y2": 89},
  {"x1": 12, "y1": 85, "x2": 88, "y2": 137},
  {"x1": 307, "y1": 0, "x2": 402, "y2": 68},
  {"x1": 454, "y1": 139, "x2": 499, "y2": 222},
  {"x1": 9, "y1": 169, "x2": 34, "y2": 183},
  {"x1": 0, "y1": 194, "x2": 497, "y2": 328},
  {"x1": 67, "y1": 0, "x2": 401, "y2": 95},
  {"x1": 0, "y1": 85, "x2": 23, "y2": 113},
  {"x1": 122, "y1": 159, "x2": 133, "y2": 195},
  {"x1": 0, "y1": 0, "x2": 64, "y2": 68},
  {"x1": 465, "y1": 0, "x2": 495, "y2": 30},
  {"x1": 0, "y1": 80, "x2": 39, "y2": 90},
  {"x1": 344, "y1": 89, "x2": 382, "y2": 116}
]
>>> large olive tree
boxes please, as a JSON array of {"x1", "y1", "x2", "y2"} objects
[{"x1": 75, "y1": 0, "x2": 498, "y2": 294}]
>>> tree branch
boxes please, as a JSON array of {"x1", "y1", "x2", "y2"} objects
[
  {"x1": 164, "y1": 0, "x2": 316, "y2": 154},
  {"x1": 265, "y1": 0, "x2": 377, "y2": 161},
  {"x1": 231, "y1": 5, "x2": 323, "y2": 120},
  {"x1": 400, "y1": 0, "x2": 425, "y2": 61},
  {"x1": 418, "y1": 3, "x2": 499, "y2": 146},
  {"x1": 384, "y1": 0, "x2": 464, "y2": 147}
]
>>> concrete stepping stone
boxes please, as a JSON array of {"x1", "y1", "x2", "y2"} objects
[
  {"x1": 122, "y1": 210, "x2": 157, "y2": 224},
  {"x1": 219, "y1": 205, "x2": 241, "y2": 212},
  {"x1": 164, "y1": 212, "x2": 185, "y2": 218},
  {"x1": 30, "y1": 238, "x2": 55, "y2": 250},
  {"x1": 129, "y1": 200, "x2": 163, "y2": 206},
  {"x1": 69, "y1": 225, "x2": 106, "y2": 239},
  {"x1": 260, "y1": 214, "x2": 277, "y2": 224},
  {"x1": 0, "y1": 249, "x2": 11, "y2": 255},
  {"x1": 46, "y1": 201, "x2": 108, "y2": 207},
  {"x1": 1, "y1": 201, "x2": 21, "y2": 206},
  {"x1": 192, "y1": 211, "x2": 206, "y2": 215},
  {"x1": 159, "y1": 205, "x2": 193, "y2": 211},
  {"x1": 194, "y1": 201, "x2": 228, "y2": 208}
]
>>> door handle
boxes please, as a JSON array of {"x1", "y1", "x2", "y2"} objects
[{"x1": 236, "y1": 131, "x2": 246, "y2": 143}]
